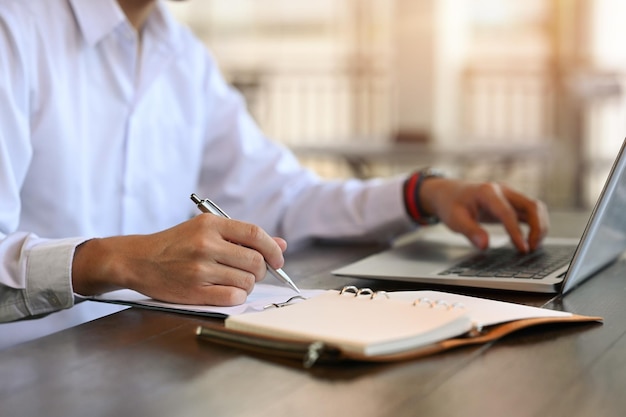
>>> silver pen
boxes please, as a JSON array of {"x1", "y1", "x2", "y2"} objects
[{"x1": 190, "y1": 193, "x2": 301, "y2": 294}]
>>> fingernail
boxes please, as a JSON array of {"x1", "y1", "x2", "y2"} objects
[{"x1": 471, "y1": 234, "x2": 486, "y2": 249}]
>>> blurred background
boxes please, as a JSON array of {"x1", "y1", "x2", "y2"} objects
[{"x1": 167, "y1": 0, "x2": 626, "y2": 210}]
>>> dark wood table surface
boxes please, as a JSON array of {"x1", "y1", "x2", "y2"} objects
[{"x1": 1, "y1": 211, "x2": 625, "y2": 417}]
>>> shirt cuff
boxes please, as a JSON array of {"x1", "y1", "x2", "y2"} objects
[
  {"x1": 373, "y1": 176, "x2": 418, "y2": 235},
  {"x1": 24, "y1": 237, "x2": 88, "y2": 317}
]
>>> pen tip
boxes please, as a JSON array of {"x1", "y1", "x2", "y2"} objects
[{"x1": 291, "y1": 283, "x2": 302, "y2": 294}]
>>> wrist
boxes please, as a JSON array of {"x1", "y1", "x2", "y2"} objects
[
  {"x1": 403, "y1": 168, "x2": 444, "y2": 225},
  {"x1": 72, "y1": 237, "x2": 124, "y2": 295}
]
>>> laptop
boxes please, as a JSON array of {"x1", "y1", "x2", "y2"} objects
[{"x1": 333, "y1": 138, "x2": 626, "y2": 294}]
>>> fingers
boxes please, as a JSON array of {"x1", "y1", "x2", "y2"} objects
[
  {"x1": 274, "y1": 237, "x2": 288, "y2": 252},
  {"x1": 500, "y1": 186, "x2": 550, "y2": 251},
  {"x1": 211, "y1": 240, "x2": 269, "y2": 283},
  {"x1": 445, "y1": 207, "x2": 491, "y2": 250},
  {"x1": 195, "y1": 286, "x2": 249, "y2": 306},
  {"x1": 188, "y1": 215, "x2": 286, "y2": 290},
  {"x1": 85, "y1": 215, "x2": 291, "y2": 308},
  {"x1": 147, "y1": 259, "x2": 259, "y2": 306},
  {"x1": 527, "y1": 204, "x2": 550, "y2": 251},
  {"x1": 477, "y1": 183, "x2": 529, "y2": 253},
  {"x1": 434, "y1": 180, "x2": 549, "y2": 253},
  {"x1": 438, "y1": 182, "x2": 525, "y2": 252},
  {"x1": 155, "y1": 283, "x2": 250, "y2": 307},
  {"x1": 216, "y1": 217, "x2": 285, "y2": 269},
  {"x1": 181, "y1": 272, "x2": 251, "y2": 306},
  {"x1": 197, "y1": 261, "x2": 258, "y2": 290},
  {"x1": 177, "y1": 217, "x2": 287, "y2": 304}
]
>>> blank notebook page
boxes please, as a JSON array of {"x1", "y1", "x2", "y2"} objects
[{"x1": 225, "y1": 291, "x2": 472, "y2": 356}]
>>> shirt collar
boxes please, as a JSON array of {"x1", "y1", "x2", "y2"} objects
[
  {"x1": 69, "y1": 0, "x2": 125, "y2": 46},
  {"x1": 69, "y1": 0, "x2": 184, "y2": 53},
  {"x1": 143, "y1": 1, "x2": 185, "y2": 54}
]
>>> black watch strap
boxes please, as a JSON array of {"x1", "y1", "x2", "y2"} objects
[{"x1": 403, "y1": 168, "x2": 444, "y2": 225}]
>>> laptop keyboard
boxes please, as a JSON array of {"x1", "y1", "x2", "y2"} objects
[{"x1": 438, "y1": 245, "x2": 575, "y2": 280}]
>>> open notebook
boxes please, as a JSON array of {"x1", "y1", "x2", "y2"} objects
[{"x1": 196, "y1": 286, "x2": 601, "y2": 366}]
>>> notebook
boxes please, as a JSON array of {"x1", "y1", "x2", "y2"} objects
[
  {"x1": 196, "y1": 286, "x2": 601, "y2": 366},
  {"x1": 333, "y1": 138, "x2": 626, "y2": 294},
  {"x1": 86, "y1": 284, "x2": 326, "y2": 318}
]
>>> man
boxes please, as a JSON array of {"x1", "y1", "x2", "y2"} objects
[{"x1": 0, "y1": 0, "x2": 548, "y2": 323}]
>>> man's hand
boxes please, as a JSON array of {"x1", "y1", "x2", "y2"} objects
[
  {"x1": 71, "y1": 214, "x2": 287, "y2": 306},
  {"x1": 420, "y1": 178, "x2": 549, "y2": 253}
]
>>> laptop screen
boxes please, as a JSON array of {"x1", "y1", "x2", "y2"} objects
[{"x1": 562, "y1": 138, "x2": 626, "y2": 293}]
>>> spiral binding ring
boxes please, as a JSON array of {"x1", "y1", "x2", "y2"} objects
[
  {"x1": 264, "y1": 286, "x2": 464, "y2": 311},
  {"x1": 339, "y1": 286, "x2": 391, "y2": 299},
  {"x1": 263, "y1": 295, "x2": 307, "y2": 309},
  {"x1": 413, "y1": 297, "x2": 433, "y2": 307},
  {"x1": 356, "y1": 288, "x2": 374, "y2": 297},
  {"x1": 339, "y1": 286, "x2": 359, "y2": 295},
  {"x1": 372, "y1": 291, "x2": 390, "y2": 300}
]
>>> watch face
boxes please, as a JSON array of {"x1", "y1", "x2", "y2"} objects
[{"x1": 421, "y1": 168, "x2": 444, "y2": 179}]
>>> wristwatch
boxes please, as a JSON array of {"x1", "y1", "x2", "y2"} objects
[{"x1": 403, "y1": 168, "x2": 444, "y2": 225}]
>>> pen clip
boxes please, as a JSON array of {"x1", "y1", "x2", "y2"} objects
[
  {"x1": 191, "y1": 193, "x2": 231, "y2": 219},
  {"x1": 203, "y1": 199, "x2": 230, "y2": 219}
]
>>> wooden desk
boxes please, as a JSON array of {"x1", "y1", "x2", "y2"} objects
[{"x1": 1, "y1": 212, "x2": 625, "y2": 417}]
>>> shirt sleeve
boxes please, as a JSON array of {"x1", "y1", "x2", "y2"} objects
[
  {"x1": 0, "y1": 235, "x2": 85, "y2": 322},
  {"x1": 0, "y1": 6, "x2": 80, "y2": 323},
  {"x1": 280, "y1": 175, "x2": 416, "y2": 246},
  {"x1": 193, "y1": 53, "x2": 415, "y2": 247}
]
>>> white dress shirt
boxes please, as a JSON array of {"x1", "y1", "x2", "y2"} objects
[{"x1": 0, "y1": 0, "x2": 413, "y2": 322}]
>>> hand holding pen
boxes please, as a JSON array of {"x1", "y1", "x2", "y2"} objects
[{"x1": 191, "y1": 194, "x2": 301, "y2": 293}]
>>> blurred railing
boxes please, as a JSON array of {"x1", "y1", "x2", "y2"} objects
[
  {"x1": 229, "y1": 67, "x2": 394, "y2": 146},
  {"x1": 228, "y1": 66, "x2": 397, "y2": 179},
  {"x1": 228, "y1": 65, "x2": 626, "y2": 207},
  {"x1": 461, "y1": 68, "x2": 557, "y2": 143},
  {"x1": 460, "y1": 67, "x2": 625, "y2": 208}
]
